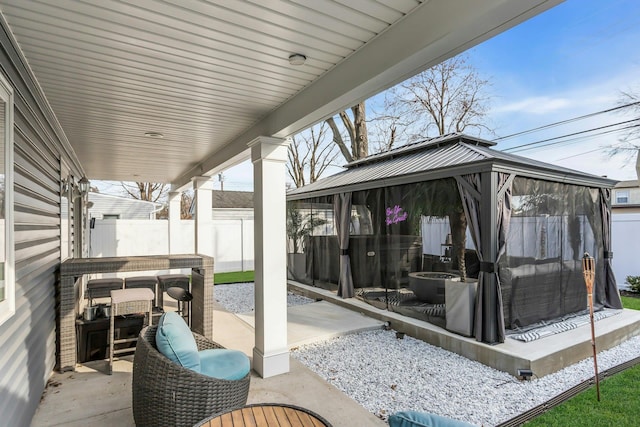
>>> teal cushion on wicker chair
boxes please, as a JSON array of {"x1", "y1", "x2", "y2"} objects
[
  {"x1": 388, "y1": 411, "x2": 476, "y2": 427},
  {"x1": 199, "y1": 348, "x2": 250, "y2": 380},
  {"x1": 155, "y1": 311, "x2": 200, "y2": 371}
]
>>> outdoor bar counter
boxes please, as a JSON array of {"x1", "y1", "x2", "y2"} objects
[{"x1": 57, "y1": 254, "x2": 214, "y2": 372}]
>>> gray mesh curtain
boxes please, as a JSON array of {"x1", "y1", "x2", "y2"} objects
[
  {"x1": 500, "y1": 178, "x2": 609, "y2": 329},
  {"x1": 334, "y1": 192, "x2": 354, "y2": 298},
  {"x1": 456, "y1": 173, "x2": 513, "y2": 343},
  {"x1": 495, "y1": 174, "x2": 514, "y2": 341},
  {"x1": 600, "y1": 188, "x2": 622, "y2": 309},
  {"x1": 456, "y1": 174, "x2": 486, "y2": 341}
]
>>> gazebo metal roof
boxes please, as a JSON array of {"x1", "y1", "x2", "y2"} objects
[{"x1": 287, "y1": 133, "x2": 617, "y2": 200}]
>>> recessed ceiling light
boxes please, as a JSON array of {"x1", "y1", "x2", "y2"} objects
[
  {"x1": 144, "y1": 131, "x2": 164, "y2": 138},
  {"x1": 288, "y1": 54, "x2": 306, "y2": 66}
]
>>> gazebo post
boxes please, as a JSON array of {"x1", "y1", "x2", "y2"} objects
[{"x1": 480, "y1": 171, "x2": 499, "y2": 343}]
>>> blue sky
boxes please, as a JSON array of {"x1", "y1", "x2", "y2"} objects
[
  {"x1": 470, "y1": 0, "x2": 640, "y2": 180},
  {"x1": 98, "y1": 0, "x2": 640, "y2": 194}
]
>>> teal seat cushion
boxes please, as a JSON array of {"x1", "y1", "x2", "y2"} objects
[
  {"x1": 388, "y1": 411, "x2": 476, "y2": 427},
  {"x1": 155, "y1": 312, "x2": 200, "y2": 372},
  {"x1": 199, "y1": 349, "x2": 250, "y2": 381}
]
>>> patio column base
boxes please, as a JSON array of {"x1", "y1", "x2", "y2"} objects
[{"x1": 252, "y1": 347, "x2": 290, "y2": 378}]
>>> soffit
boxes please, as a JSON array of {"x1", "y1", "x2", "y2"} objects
[{"x1": 0, "y1": 0, "x2": 563, "y2": 186}]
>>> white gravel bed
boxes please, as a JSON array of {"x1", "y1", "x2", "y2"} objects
[
  {"x1": 214, "y1": 282, "x2": 314, "y2": 313},
  {"x1": 215, "y1": 283, "x2": 640, "y2": 426},
  {"x1": 291, "y1": 330, "x2": 640, "y2": 426}
]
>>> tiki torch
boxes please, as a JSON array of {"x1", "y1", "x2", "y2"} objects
[{"x1": 582, "y1": 252, "x2": 600, "y2": 401}]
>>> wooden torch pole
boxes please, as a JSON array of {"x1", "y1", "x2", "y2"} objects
[{"x1": 582, "y1": 252, "x2": 600, "y2": 401}]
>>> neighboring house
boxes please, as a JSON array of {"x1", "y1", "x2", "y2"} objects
[
  {"x1": 190, "y1": 190, "x2": 254, "y2": 220},
  {"x1": 611, "y1": 180, "x2": 640, "y2": 289},
  {"x1": 88, "y1": 192, "x2": 163, "y2": 220},
  {"x1": 612, "y1": 180, "x2": 640, "y2": 213},
  {"x1": 211, "y1": 190, "x2": 253, "y2": 220}
]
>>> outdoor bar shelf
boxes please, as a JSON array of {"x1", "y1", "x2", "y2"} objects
[{"x1": 57, "y1": 254, "x2": 214, "y2": 372}]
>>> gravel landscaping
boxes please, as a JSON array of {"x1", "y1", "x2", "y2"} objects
[
  {"x1": 214, "y1": 282, "x2": 314, "y2": 313},
  {"x1": 215, "y1": 283, "x2": 640, "y2": 426}
]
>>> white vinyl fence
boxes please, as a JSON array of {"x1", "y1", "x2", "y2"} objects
[
  {"x1": 89, "y1": 219, "x2": 254, "y2": 275},
  {"x1": 612, "y1": 213, "x2": 640, "y2": 290},
  {"x1": 89, "y1": 213, "x2": 634, "y2": 289}
]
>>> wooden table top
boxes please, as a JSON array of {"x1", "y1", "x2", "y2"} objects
[{"x1": 198, "y1": 403, "x2": 331, "y2": 427}]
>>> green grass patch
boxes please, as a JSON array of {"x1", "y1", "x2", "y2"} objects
[
  {"x1": 214, "y1": 271, "x2": 254, "y2": 285},
  {"x1": 525, "y1": 363, "x2": 640, "y2": 427},
  {"x1": 621, "y1": 295, "x2": 640, "y2": 311}
]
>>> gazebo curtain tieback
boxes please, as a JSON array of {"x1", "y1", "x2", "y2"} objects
[{"x1": 479, "y1": 262, "x2": 498, "y2": 273}]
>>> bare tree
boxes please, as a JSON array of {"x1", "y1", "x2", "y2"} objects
[
  {"x1": 153, "y1": 190, "x2": 193, "y2": 220},
  {"x1": 121, "y1": 182, "x2": 168, "y2": 203},
  {"x1": 287, "y1": 122, "x2": 339, "y2": 188},
  {"x1": 326, "y1": 101, "x2": 369, "y2": 163},
  {"x1": 181, "y1": 190, "x2": 194, "y2": 219},
  {"x1": 608, "y1": 90, "x2": 640, "y2": 163},
  {"x1": 325, "y1": 55, "x2": 491, "y2": 163},
  {"x1": 389, "y1": 54, "x2": 492, "y2": 138},
  {"x1": 368, "y1": 91, "x2": 421, "y2": 153}
]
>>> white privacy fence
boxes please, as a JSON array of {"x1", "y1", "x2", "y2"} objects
[
  {"x1": 612, "y1": 213, "x2": 640, "y2": 290},
  {"x1": 89, "y1": 213, "x2": 634, "y2": 287},
  {"x1": 89, "y1": 219, "x2": 254, "y2": 274}
]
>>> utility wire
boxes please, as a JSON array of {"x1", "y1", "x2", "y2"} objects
[
  {"x1": 504, "y1": 119, "x2": 639, "y2": 153},
  {"x1": 555, "y1": 144, "x2": 620, "y2": 161},
  {"x1": 492, "y1": 101, "x2": 640, "y2": 142}
]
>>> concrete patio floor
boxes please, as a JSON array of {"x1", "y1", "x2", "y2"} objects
[{"x1": 31, "y1": 300, "x2": 386, "y2": 427}]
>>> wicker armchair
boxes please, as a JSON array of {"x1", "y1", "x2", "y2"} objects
[{"x1": 132, "y1": 325, "x2": 250, "y2": 427}]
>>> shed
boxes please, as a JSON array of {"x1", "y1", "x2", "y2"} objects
[
  {"x1": 88, "y1": 193, "x2": 163, "y2": 220},
  {"x1": 287, "y1": 133, "x2": 622, "y2": 344}
]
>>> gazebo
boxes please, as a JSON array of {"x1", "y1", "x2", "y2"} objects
[{"x1": 286, "y1": 133, "x2": 623, "y2": 344}]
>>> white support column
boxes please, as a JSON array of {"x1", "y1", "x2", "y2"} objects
[
  {"x1": 193, "y1": 176, "x2": 214, "y2": 257},
  {"x1": 250, "y1": 136, "x2": 290, "y2": 378},
  {"x1": 168, "y1": 191, "x2": 182, "y2": 254}
]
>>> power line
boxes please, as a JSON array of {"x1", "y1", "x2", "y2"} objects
[
  {"x1": 492, "y1": 101, "x2": 640, "y2": 142},
  {"x1": 554, "y1": 144, "x2": 620, "y2": 161},
  {"x1": 504, "y1": 119, "x2": 639, "y2": 153}
]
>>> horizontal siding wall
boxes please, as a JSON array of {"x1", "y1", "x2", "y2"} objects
[{"x1": 0, "y1": 17, "x2": 83, "y2": 427}]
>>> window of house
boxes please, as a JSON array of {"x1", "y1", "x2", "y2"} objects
[
  {"x1": 0, "y1": 72, "x2": 14, "y2": 326},
  {"x1": 616, "y1": 190, "x2": 629, "y2": 204},
  {"x1": 103, "y1": 214, "x2": 120, "y2": 219}
]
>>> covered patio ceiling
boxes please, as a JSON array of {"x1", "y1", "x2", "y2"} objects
[{"x1": 0, "y1": 0, "x2": 562, "y2": 188}]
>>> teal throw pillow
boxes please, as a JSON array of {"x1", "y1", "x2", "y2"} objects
[
  {"x1": 155, "y1": 311, "x2": 200, "y2": 372},
  {"x1": 388, "y1": 411, "x2": 476, "y2": 427}
]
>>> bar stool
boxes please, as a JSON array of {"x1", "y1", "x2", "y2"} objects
[
  {"x1": 108, "y1": 288, "x2": 154, "y2": 375},
  {"x1": 166, "y1": 286, "x2": 193, "y2": 327},
  {"x1": 124, "y1": 276, "x2": 162, "y2": 324},
  {"x1": 156, "y1": 274, "x2": 190, "y2": 309}
]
